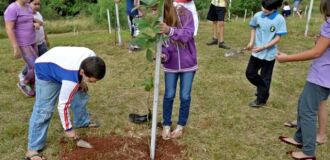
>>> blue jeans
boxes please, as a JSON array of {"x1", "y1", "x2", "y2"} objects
[
  {"x1": 162, "y1": 72, "x2": 195, "y2": 126},
  {"x1": 28, "y1": 78, "x2": 91, "y2": 151},
  {"x1": 294, "y1": 82, "x2": 330, "y2": 156}
]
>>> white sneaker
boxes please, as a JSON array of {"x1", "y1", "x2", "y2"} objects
[{"x1": 18, "y1": 73, "x2": 24, "y2": 82}]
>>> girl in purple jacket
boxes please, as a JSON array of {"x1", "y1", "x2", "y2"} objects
[{"x1": 159, "y1": 0, "x2": 197, "y2": 140}]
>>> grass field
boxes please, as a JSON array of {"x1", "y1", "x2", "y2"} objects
[{"x1": 1, "y1": 7, "x2": 330, "y2": 160}]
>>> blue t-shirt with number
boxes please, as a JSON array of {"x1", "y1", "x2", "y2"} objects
[{"x1": 249, "y1": 10, "x2": 287, "y2": 61}]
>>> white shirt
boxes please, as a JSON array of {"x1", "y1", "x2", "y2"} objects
[{"x1": 34, "y1": 11, "x2": 45, "y2": 45}]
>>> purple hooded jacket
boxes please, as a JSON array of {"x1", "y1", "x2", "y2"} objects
[{"x1": 162, "y1": 6, "x2": 198, "y2": 73}]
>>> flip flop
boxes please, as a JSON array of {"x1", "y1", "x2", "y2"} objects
[
  {"x1": 284, "y1": 120, "x2": 297, "y2": 128},
  {"x1": 279, "y1": 136, "x2": 303, "y2": 148},
  {"x1": 287, "y1": 151, "x2": 316, "y2": 160}
]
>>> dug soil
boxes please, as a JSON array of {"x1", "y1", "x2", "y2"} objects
[{"x1": 60, "y1": 134, "x2": 186, "y2": 160}]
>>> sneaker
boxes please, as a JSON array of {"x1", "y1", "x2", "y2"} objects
[
  {"x1": 219, "y1": 41, "x2": 230, "y2": 49},
  {"x1": 18, "y1": 73, "x2": 24, "y2": 82},
  {"x1": 87, "y1": 121, "x2": 100, "y2": 128},
  {"x1": 206, "y1": 37, "x2": 218, "y2": 45},
  {"x1": 170, "y1": 125, "x2": 183, "y2": 139},
  {"x1": 17, "y1": 82, "x2": 35, "y2": 97},
  {"x1": 248, "y1": 100, "x2": 266, "y2": 108},
  {"x1": 162, "y1": 126, "x2": 171, "y2": 140}
]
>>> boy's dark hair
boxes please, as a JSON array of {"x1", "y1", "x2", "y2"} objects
[
  {"x1": 320, "y1": 0, "x2": 330, "y2": 21},
  {"x1": 80, "y1": 56, "x2": 106, "y2": 80},
  {"x1": 262, "y1": 0, "x2": 283, "y2": 11}
]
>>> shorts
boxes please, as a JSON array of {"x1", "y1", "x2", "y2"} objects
[{"x1": 207, "y1": 4, "x2": 226, "y2": 22}]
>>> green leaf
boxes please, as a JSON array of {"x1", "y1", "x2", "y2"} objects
[
  {"x1": 143, "y1": 77, "x2": 154, "y2": 91},
  {"x1": 151, "y1": 18, "x2": 160, "y2": 27},
  {"x1": 141, "y1": 0, "x2": 157, "y2": 6},
  {"x1": 134, "y1": 18, "x2": 150, "y2": 30},
  {"x1": 146, "y1": 48, "x2": 153, "y2": 63}
]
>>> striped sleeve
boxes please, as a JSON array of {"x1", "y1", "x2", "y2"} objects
[{"x1": 57, "y1": 80, "x2": 80, "y2": 130}]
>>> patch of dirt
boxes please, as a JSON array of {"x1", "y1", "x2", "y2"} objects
[{"x1": 60, "y1": 134, "x2": 186, "y2": 160}]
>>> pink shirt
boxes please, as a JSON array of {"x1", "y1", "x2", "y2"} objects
[{"x1": 4, "y1": 2, "x2": 35, "y2": 46}]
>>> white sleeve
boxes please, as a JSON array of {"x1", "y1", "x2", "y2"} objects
[{"x1": 57, "y1": 80, "x2": 79, "y2": 130}]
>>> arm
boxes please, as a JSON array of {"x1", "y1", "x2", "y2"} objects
[
  {"x1": 253, "y1": 35, "x2": 281, "y2": 53},
  {"x1": 58, "y1": 81, "x2": 80, "y2": 133},
  {"x1": 5, "y1": 21, "x2": 21, "y2": 58},
  {"x1": 34, "y1": 18, "x2": 44, "y2": 26},
  {"x1": 277, "y1": 36, "x2": 330, "y2": 62},
  {"x1": 160, "y1": 9, "x2": 195, "y2": 43},
  {"x1": 246, "y1": 29, "x2": 256, "y2": 50}
]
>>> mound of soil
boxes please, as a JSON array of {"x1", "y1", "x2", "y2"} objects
[{"x1": 60, "y1": 134, "x2": 186, "y2": 160}]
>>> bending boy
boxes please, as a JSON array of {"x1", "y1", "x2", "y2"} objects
[{"x1": 25, "y1": 47, "x2": 106, "y2": 160}]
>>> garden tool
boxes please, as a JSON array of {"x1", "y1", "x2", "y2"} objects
[
  {"x1": 74, "y1": 136, "x2": 93, "y2": 149},
  {"x1": 225, "y1": 47, "x2": 247, "y2": 57}
]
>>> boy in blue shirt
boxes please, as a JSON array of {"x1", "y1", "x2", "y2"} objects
[{"x1": 245, "y1": 0, "x2": 287, "y2": 108}]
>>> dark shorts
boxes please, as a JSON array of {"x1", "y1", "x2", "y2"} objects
[{"x1": 207, "y1": 4, "x2": 226, "y2": 21}]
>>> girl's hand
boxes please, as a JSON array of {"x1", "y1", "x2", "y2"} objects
[
  {"x1": 13, "y1": 46, "x2": 21, "y2": 59},
  {"x1": 34, "y1": 22, "x2": 41, "y2": 30},
  {"x1": 276, "y1": 51, "x2": 289, "y2": 63},
  {"x1": 159, "y1": 22, "x2": 170, "y2": 34},
  {"x1": 161, "y1": 53, "x2": 167, "y2": 62}
]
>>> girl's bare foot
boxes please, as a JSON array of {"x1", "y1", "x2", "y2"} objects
[{"x1": 316, "y1": 134, "x2": 327, "y2": 144}]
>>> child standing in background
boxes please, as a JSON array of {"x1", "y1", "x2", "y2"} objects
[
  {"x1": 245, "y1": 0, "x2": 287, "y2": 108},
  {"x1": 282, "y1": 1, "x2": 291, "y2": 17},
  {"x1": 4, "y1": 0, "x2": 37, "y2": 97},
  {"x1": 277, "y1": 0, "x2": 330, "y2": 159},
  {"x1": 159, "y1": 0, "x2": 197, "y2": 140}
]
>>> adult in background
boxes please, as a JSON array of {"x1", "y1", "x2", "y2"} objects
[
  {"x1": 206, "y1": 0, "x2": 230, "y2": 49},
  {"x1": 4, "y1": 0, "x2": 37, "y2": 97},
  {"x1": 24, "y1": 47, "x2": 106, "y2": 160}
]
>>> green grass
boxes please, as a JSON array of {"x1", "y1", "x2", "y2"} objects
[{"x1": 1, "y1": 7, "x2": 330, "y2": 160}]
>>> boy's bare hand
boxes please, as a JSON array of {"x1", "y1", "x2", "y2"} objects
[
  {"x1": 252, "y1": 46, "x2": 264, "y2": 53},
  {"x1": 246, "y1": 42, "x2": 253, "y2": 50},
  {"x1": 276, "y1": 51, "x2": 289, "y2": 63},
  {"x1": 79, "y1": 81, "x2": 89, "y2": 92},
  {"x1": 65, "y1": 130, "x2": 77, "y2": 138}
]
